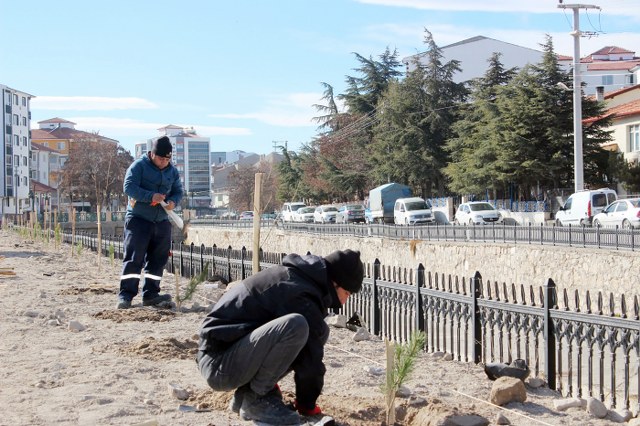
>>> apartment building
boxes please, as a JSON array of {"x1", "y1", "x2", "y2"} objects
[
  {"x1": 1, "y1": 84, "x2": 34, "y2": 217},
  {"x1": 403, "y1": 36, "x2": 640, "y2": 96}
]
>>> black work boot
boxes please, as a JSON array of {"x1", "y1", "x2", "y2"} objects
[
  {"x1": 239, "y1": 388, "x2": 299, "y2": 424},
  {"x1": 231, "y1": 384, "x2": 282, "y2": 414},
  {"x1": 142, "y1": 293, "x2": 172, "y2": 307}
]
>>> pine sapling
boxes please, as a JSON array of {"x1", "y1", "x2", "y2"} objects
[
  {"x1": 108, "y1": 244, "x2": 115, "y2": 267},
  {"x1": 382, "y1": 331, "x2": 426, "y2": 425},
  {"x1": 175, "y1": 262, "x2": 209, "y2": 311}
]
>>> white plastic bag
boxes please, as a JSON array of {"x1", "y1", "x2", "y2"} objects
[{"x1": 160, "y1": 201, "x2": 184, "y2": 230}]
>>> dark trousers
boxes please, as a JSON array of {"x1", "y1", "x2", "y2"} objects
[
  {"x1": 198, "y1": 314, "x2": 309, "y2": 395},
  {"x1": 118, "y1": 216, "x2": 171, "y2": 301}
]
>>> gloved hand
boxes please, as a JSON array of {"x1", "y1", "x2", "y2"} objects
[{"x1": 294, "y1": 399, "x2": 322, "y2": 416}]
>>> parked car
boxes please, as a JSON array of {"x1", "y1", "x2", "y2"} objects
[
  {"x1": 454, "y1": 202, "x2": 502, "y2": 225},
  {"x1": 393, "y1": 197, "x2": 434, "y2": 225},
  {"x1": 555, "y1": 188, "x2": 617, "y2": 226},
  {"x1": 592, "y1": 198, "x2": 640, "y2": 229},
  {"x1": 261, "y1": 212, "x2": 278, "y2": 220},
  {"x1": 239, "y1": 211, "x2": 254, "y2": 220},
  {"x1": 314, "y1": 205, "x2": 339, "y2": 223},
  {"x1": 336, "y1": 204, "x2": 366, "y2": 224},
  {"x1": 292, "y1": 206, "x2": 315, "y2": 223},
  {"x1": 281, "y1": 202, "x2": 306, "y2": 222}
]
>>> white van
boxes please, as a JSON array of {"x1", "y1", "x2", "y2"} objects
[
  {"x1": 281, "y1": 202, "x2": 306, "y2": 222},
  {"x1": 393, "y1": 197, "x2": 434, "y2": 225},
  {"x1": 555, "y1": 188, "x2": 617, "y2": 226}
]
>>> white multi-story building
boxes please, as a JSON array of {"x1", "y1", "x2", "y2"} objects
[
  {"x1": 139, "y1": 125, "x2": 212, "y2": 209},
  {"x1": 403, "y1": 36, "x2": 640, "y2": 96},
  {"x1": 1, "y1": 84, "x2": 34, "y2": 217}
]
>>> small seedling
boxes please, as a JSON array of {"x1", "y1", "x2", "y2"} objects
[
  {"x1": 108, "y1": 244, "x2": 115, "y2": 266},
  {"x1": 175, "y1": 263, "x2": 209, "y2": 312},
  {"x1": 76, "y1": 241, "x2": 83, "y2": 256},
  {"x1": 54, "y1": 223, "x2": 62, "y2": 248},
  {"x1": 382, "y1": 331, "x2": 426, "y2": 425}
]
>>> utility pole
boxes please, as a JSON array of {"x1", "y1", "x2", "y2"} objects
[
  {"x1": 558, "y1": 2, "x2": 601, "y2": 192},
  {"x1": 272, "y1": 140, "x2": 287, "y2": 153}
]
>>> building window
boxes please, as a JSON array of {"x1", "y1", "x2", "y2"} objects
[
  {"x1": 13, "y1": 114, "x2": 19, "y2": 125},
  {"x1": 14, "y1": 135, "x2": 19, "y2": 145},
  {"x1": 22, "y1": 136, "x2": 27, "y2": 146},
  {"x1": 57, "y1": 142, "x2": 65, "y2": 150},
  {"x1": 22, "y1": 96, "x2": 26, "y2": 106},
  {"x1": 22, "y1": 116, "x2": 26, "y2": 126},
  {"x1": 601, "y1": 75, "x2": 613, "y2": 86},
  {"x1": 23, "y1": 156, "x2": 28, "y2": 166},
  {"x1": 630, "y1": 124, "x2": 640, "y2": 152},
  {"x1": 13, "y1": 94, "x2": 18, "y2": 105}
]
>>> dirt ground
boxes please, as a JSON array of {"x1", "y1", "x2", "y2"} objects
[{"x1": 0, "y1": 228, "x2": 628, "y2": 425}]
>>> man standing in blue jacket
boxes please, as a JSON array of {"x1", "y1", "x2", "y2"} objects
[
  {"x1": 116, "y1": 136, "x2": 183, "y2": 309},
  {"x1": 197, "y1": 249, "x2": 364, "y2": 424}
]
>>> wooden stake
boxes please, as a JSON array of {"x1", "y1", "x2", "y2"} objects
[
  {"x1": 97, "y1": 202, "x2": 102, "y2": 272},
  {"x1": 385, "y1": 339, "x2": 396, "y2": 425},
  {"x1": 252, "y1": 172, "x2": 263, "y2": 275}
]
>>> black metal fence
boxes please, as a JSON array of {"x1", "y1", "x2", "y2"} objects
[
  {"x1": 30, "y1": 228, "x2": 640, "y2": 414},
  {"x1": 190, "y1": 219, "x2": 640, "y2": 252}
]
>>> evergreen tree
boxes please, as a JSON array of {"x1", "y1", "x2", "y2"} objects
[
  {"x1": 444, "y1": 53, "x2": 517, "y2": 197},
  {"x1": 371, "y1": 29, "x2": 466, "y2": 197}
]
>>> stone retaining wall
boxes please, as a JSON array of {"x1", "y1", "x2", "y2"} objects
[{"x1": 187, "y1": 226, "x2": 639, "y2": 302}]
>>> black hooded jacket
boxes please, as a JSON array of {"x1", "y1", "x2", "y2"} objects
[{"x1": 198, "y1": 253, "x2": 341, "y2": 409}]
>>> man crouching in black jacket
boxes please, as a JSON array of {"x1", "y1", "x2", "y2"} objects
[{"x1": 197, "y1": 249, "x2": 364, "y2": 424}]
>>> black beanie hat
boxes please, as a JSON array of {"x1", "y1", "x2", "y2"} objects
[
  {"x1": 324, "y1": 249, "x2": 364, "y2": 293},
  {"x1": 152, "y1": 136, "x2": 172, "y2": 158}
]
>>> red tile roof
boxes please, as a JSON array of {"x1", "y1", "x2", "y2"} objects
[
  {"x1": 37, "y1": 117, "x2": 76, "y2": 125},
  {"x1": 31, "y1": 141, "x2": 59, "y2": 152},
  {"x1": 589, "y1": 46, "x2": 634, "y2": 56},
  {"x1": 604, "y1": 85, "x2": 640, "y2": 100},
  {"x1": 606, "y1": 99, "x2": 640, "y2": 120},
  {"x1": 587, "y1": 60, "x2": 640, "y2": 71}
]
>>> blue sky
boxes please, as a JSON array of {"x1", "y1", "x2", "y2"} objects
[{"x1": 2, "y1": 0, "x2": 640, "y2": 156}]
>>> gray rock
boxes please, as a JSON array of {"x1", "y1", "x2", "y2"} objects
[
  {"x1": 553, "y1": 397, "x2": 585, "y2": 411},
  {"x1": 68, "y1": 320, "x2": 86, "y2": 332},
  {"x1": 326, "y1": 315, "x2": 347, "y2": 328},
  {"x1": 396, "y1": 385, "x2": 412, "y2": 398},
  {"x1": 495, "y1": 413, "x2": 511, "y2": 425},
  {"x1": 442, "y1": 353, "x2": 454, "y2": 361},
  {"x1": 586, "y1": 397, "x2": 608, "y2": 418},
  {"x1": 364, "y1": 365, "x2": 385, "y2": 376},
  {"x1": 353, "y1": 327, "x2": 370, "y2": 342},
  {"x1": 445, "y1": 414, "x2": 489, "y2": 426},
  {"x1": 526, "y1": 377, "x2": 545, "y2": 388},
  {"x1": 608, "y1": 408, "x2": 632, "y2": 423},
  {"x1": 489, "y1": 377, "x2": 527, "y2": 406},
  {"x1": 167, "y1": 383, "x2": 189, "y2": 400}
]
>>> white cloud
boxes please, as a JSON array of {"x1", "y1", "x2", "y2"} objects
[
  {"x1": 209, "y1": 92, "x2": 321, "y2": 127},
  {"x1": 48, "y1": 117, "x2": 251, "y2": 138},
  {"x1": 354, "y1": 0, "x2": 640, "y2": 17},
  {"x1": 31, "y1": 96, "x2": 158, "y2": 111}
]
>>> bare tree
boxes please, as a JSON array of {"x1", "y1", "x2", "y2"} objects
[
  {"x1": 60, "y1": 133, "x2": 133, "y2": 212},
  {"x1": 228, "y1": 162, "x2": 279, "y2": 213}
]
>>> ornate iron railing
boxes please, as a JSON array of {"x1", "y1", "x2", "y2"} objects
[{"x1": 32, "y1": 228, "x2": 640, "y2": 414}]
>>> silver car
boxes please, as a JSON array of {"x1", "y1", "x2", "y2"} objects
[{"x1": 592, "y1": 198, "x2": 640, "y2": 229}]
